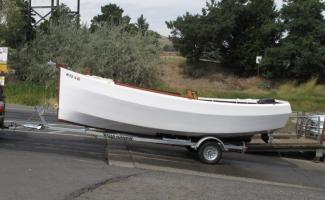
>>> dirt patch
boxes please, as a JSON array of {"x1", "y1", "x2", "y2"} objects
[{"x1": 159, "y1": 56, "x2": 263, "y2": 91}]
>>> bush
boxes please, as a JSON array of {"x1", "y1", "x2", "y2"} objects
[{"x1": 12, "y1": 18, "x2": 160, "y2": 87}]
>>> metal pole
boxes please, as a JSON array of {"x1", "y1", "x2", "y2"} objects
[
  {"x1": 77, "y1": 0, "x2": 80, "y2": 14},
  {"x1": 76, "y1": 0, "x2": 81, "y2": 26},
  {"x1": 51, "y1": 0, "x2": 54, "y2": 13},
  {"x1": 321, "y1": 117, "x2": 325, "y2": 145},
  {"x1": 27, "y1": 0, "x2": 32, "y2": 40},
  {"x1": 27, "y1": 0, "x2": 31, "y2": 24}
]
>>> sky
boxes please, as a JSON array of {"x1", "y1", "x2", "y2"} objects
[{"x1": 32, "y1": 0, "x2": 284, "y2": 36}]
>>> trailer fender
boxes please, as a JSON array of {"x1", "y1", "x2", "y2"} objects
[{"x1": 193, "y1": 137, "x2": 226, "y2": 151}]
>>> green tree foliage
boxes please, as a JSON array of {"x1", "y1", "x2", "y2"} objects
[
  {"x1": 90, "y1": 4, "x2": 131, "y2": 31},
  {"x1": 136, "y1": 14, "x2": 149, "y2": 35},
  {"x1": 0, "y1": 0, "x2": 35, "y2": 48},
  {"x1": 262, "y1": 0, "x2": 325, "y2": 82},
  {"x1": 212, "y1": 0, "x2": 281, "y2": 74},
  {"x1": 135, "y1": 14, "x2": 160, "y2": 43},
  {"x1": 166, "y1": 13, "x2": 206, "y2": 62},
  {"x1": 90, "y1": 4, "x2": 160, "y2": 44},
  {"x1": 168, "y1": 0, "x2": 325, "y2": 82},
  {"x1": 167, "y1": 0, "x2": 280, "y2": 74},
  {"x1": 13, "y1": 16, "x2": 160, "y2": 87}
]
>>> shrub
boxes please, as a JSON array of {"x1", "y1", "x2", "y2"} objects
[{"x1": 12, "y1": 18, "x2": 160, "y2": 87}]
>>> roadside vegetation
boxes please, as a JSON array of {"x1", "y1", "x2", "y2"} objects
[
  {"x1": 1, "y1": 1, "x2": 324, "y2": 112},
  {"x1": 5, "y1": 55, "x2": 325, "y2": 112},
  {"x1": 158, "y1": 55, "x2": 325, "y2": 112},
  {"x1": 167, "y1": 0, "x2": 325, "y2": 82},
  {"x1": 2, "y1": 3, "x2": 160, "y2": 87},
  {"x1": 5, "y1": 82, "x2": 56, "y2": 106}
]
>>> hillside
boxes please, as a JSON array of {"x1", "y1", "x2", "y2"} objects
[
  {"x1": 158, "y1": 36, "x2": 174, "y2": 50},
  {"x1": 158, "y1": 55, "x2": 325, "y2": 112},
  {"x1": 159, "y1": 55, "x2": 262, "y2": 91}
]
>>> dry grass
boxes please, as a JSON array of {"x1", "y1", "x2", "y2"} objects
[
  {"x1": 159, "y1": 55, "x2": 263, "y2": 91},
  {"x1": 158, "y1": 55, "x2": 325, "y2": 112}
]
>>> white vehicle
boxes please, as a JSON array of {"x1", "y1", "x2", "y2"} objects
[
  {"x1": 305, "y1": 115, "x2": 324, "y2": 136},
  {"x1": 58, "y1": 68, "x2": 292, "y2": 140}
]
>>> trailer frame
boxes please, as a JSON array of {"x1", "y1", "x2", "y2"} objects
[
  {"x1": 3, "y1": 107, "x2": 325, "y2": 164},
  {"x1": 4, "y1": 106, "x2": 246, "y2": 164}
]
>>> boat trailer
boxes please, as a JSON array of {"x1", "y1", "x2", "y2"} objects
[
  {"x1": 3, "y1": 107, "x2": 325, "y2": 164},
  {"x1": 4, "y1": 107, "x2": 247, "y2": 164}
]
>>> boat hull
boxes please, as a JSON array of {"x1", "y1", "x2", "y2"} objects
[{"x1": 58, "y1": 68, "x2": 292, "y2": 138}]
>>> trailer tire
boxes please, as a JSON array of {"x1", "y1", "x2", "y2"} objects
[{"x1": 198, "y1": 141, "x2": 222, "y2": 164}]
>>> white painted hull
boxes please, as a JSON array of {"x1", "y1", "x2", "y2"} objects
[{"x1": 58, "y1": 68, "x2": 292, "y2": 138}]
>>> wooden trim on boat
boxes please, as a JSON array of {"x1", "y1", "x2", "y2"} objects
[{"x1": 115, "y1": 82, "x2": 192, "y2": 99}]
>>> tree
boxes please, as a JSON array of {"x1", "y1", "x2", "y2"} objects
[
  {"x1": 0, "y1": 0, "x2": 5, "y2": 15},
  {"x1": 90, "y1": 4, "x2": 131, "y2": 31},
  {"x1": 262, "y1": 0, "x2": 325, "y2": 82},
  {"x1": 136, "y1": 14, "x2": 149, "y2": 35},
  {"x1": 0, "y1": 0, "x2": 35, "y2": 48},
  {"x1": 13, "y1": 16, "x2": 160, "y2": 87},
  {"x1": 167, "y1": 0, "x2": 281, "y2": 74},
  {"x1": 212, "y1": 0, "x2": 281, "y2": 74},
  {"x1": 166, "y1": 13, "x2": 207, "y2": 62}
]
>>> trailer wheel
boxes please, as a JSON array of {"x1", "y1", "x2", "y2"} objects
[{"x1": 198, "y1": 141, "x2": 222, "y2": 164}]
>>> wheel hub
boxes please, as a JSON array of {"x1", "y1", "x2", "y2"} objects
[{"x1": 203, "y1": 146, "x2": 218, "y2": 161}]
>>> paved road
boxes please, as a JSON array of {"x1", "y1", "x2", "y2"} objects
[
  {"x1": 0, "y1": 104, "x2": 325, "y2": 200},
  {"x1": 0, "y1": 149, "x2": 144, "y2": 200}
]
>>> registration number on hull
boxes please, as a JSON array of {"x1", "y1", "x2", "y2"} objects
[{"x1": 66, "y1": 73, "x2": 80, "y2": 81}]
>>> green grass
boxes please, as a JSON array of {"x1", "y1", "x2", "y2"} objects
[{"x1": 5, "y1": 82, "x2": 57, "y2": 106}]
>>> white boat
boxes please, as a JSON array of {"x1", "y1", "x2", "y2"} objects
[{"x1": 58, "y1": 68, "x2": 292, "y2": 139}]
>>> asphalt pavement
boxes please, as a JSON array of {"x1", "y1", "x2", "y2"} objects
[{"x1": 0, "y1": 104, "x2": 324, "y2": 200}]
